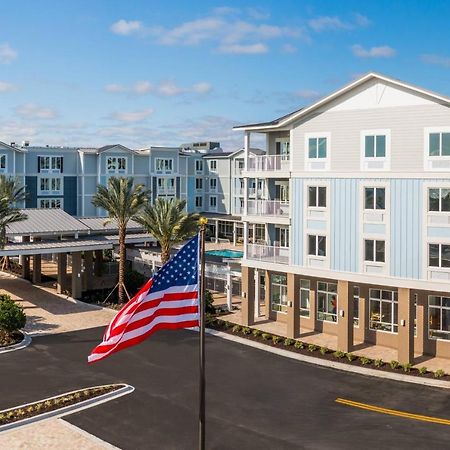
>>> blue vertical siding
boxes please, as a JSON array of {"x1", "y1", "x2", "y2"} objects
[
  {"x1": 63, "y1": 176, "x2": 77, "y2": 215},
  {"x1": 25, "y1": 176, "x2": 37, "y2": 208},
  {"x1": 291, "y1": 178, "x2": 304, "y2": 266},
  {"x1": 390, "y1": 179, "x2": 422, "y2": 279}
]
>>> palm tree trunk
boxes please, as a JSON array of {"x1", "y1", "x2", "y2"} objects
[
  {"x1": 118, "y1": 225, "x2": 126, "y2": 303},
  {"x1": 161, "y1": 244, "x2": 170, "y2": 265}
]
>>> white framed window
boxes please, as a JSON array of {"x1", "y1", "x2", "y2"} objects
[
  {"x1": 428, "y1": 243, "x2": 450, "y2": 268},
  {"x1": 308, "y1": 234, "x2": 326, "y2": 257},
  {"x1": 300, "y1": 279, "x2": 310, "y2": 317},
  {"x1": 195, "y1": 196, "x2": 203, "y2": 209},
  {"x1": 271, "y1": 273, "x2": 287, "y2": 313},
  {"x1": 106, "y1": 156, "x2": 127, "y2": 174},
  {"x1": 155, "y1": 158, "x2": 173, "y2": 174},
  {"x1": 428, "y1": 132, "x2": 450, "y2": 157},
  {"x1": 275, "y1": 138, "x2": 290, "y2": 160},
  {"x1": 195, "y1": 159, "x2": 203, "y2": 174},
  {"x1": 353, "y1": 286, "x2": 360, "y2": 327},
  {"x1": 428, "y1": 295, "x2": 450, "y2": 341},
  {"x1": 369, "y1": 289, "x2": 398, "y2": 333},
  {"x1": 209, "y1": 160, "x2": 217, "y2": 172},
  {"x1": 39, "y1": 177, "x2": 63, "y2": 195},
  {"x1": 360, "y1": 130, "x2": 390, "y2": 171},
  {"x1": 157, "y1": 177, "x2": 175, "y2": 194},
  {"x1": 275, "y1": 226, "x2": 289, "y2": 247},
  {"x1": 428, "y1": 188, "x2": 450, "y2": 212},
  {"x1": 209, "y1": 177, "x2": 217, "y2": 192},
  {"x1": 39, "y1": 198, "x2": 62, "y2": 209},
  {"x1": 424, "y1": 127, "x2": 450, "y2": 170},
  {"x1": 39, "y1": 155, "x2": 63, "y2": 173},
  {"x1": 209, "y1": 195, "x2": 217, "y2": 211},
  {"x1": 364, "y1": 239, "x2": 385, "y2": 263},
  {"x1": 364, "y1": 187, "x2": 385, "y2": 210},
  {"x1": 195, "y1": 178, "x2": 203, "y2": 191},
  {"x1": 305, "y1": 133, "x2": 330, "y2": 171},
  {"x1": 0, "y1": 154, "x2": 6, "y2": 172},
  {"x1": 317, "y1": 281, "x2": 337, "y2": 322},
  {"x1": 308, "y1": 186, "x2": 326, "y2": 208}
]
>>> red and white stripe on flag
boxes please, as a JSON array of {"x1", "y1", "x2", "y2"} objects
[{"x1": 88, "y1": 234, "x2": 200, "y2": 363}]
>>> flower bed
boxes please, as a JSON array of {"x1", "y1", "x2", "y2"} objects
[
  {"x1": 207, "y1": 317, "x2": 449, "y2": 381},
  {"x1": 0, "y1": 329, "x2": 23, "y2": 348},
  {"x1": 0, "y1": 384, "x2": 124, "y2": 426}
]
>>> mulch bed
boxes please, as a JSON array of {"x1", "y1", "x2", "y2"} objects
[
  {"x1": 0, "y1": 330, "x2": 24, "y2": 348},
  {"x1": 208, "y1": 317, "x2": 450, "y2": 382},
  {"x1": 0, "y1": 384, "x2": 124, "y2": 426}
]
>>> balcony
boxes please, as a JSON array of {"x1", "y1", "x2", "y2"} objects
[
  {"x1": 248, "y1": 187, "x2": 264, "y2": 197},
  {"x1": 247, "y1": 155, "x2": 290, "y2": 172},
  {"x1": 247, "y1": 244, "x2": 289, "y2": 265},
  {"x1": 247, "y1": 199, "x2": 289, "y2": 217},
  {"x1": 157, "y1": 187, "x2": 176, "y2": 195}
]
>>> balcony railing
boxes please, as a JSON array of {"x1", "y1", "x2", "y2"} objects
[
  {"x1": 247, "y1": 199, "x2": 289, "y2": 217},
  {"x1": 157, "y1": 187, "x2": 176, "y2": 195},
  {"x1": 248, "y1": 188, "x2": 264, "y2": 197},
  {"x1": 247, "y1": 244, "x2": 289, "y2": 265},
  {"x1": 247, "y1": 154, "x2": 290, "y2": 172}
]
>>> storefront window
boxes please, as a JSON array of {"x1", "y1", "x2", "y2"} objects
[
  {"x1": 300, "y1": 279, "x2": 310, "y2": 317},
  {"x1": 317, "y1": 281, "x2": 337, "y2": 322},
  {"x1": 271, "y1": 274, "x2": 287, "y2": 313},
  {"x1": 353, "y1": 286, "x2": 360, "y2": 327},
  {"x1": 428, "y1": 296, "x2": 450, "y2": 340},
  {"x1": 369, "y1": 289, "x2": 398, "y2": 332}
]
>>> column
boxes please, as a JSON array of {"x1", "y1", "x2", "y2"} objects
[
  {"x1": 398, "y1": 288, "x2": 414, "y2": 364},
  {"x1": 254, "y1": 269, "x2": 260, "y2": 319},
  {"x1": 232, "y1": 222, "x2": 237, "y2": 246},
  {"x1": 215, "y1": 219, "x2": 219, "y2": 242},
  {"x1": 57, "y1": 253, "x2": 67, "y2": 294},
  {"x1": 226, "y1": 271, "x2": 233, "y2": 312},
  {"x1": 414, "y1": 291, "x2": 426, "y2": 356},
  {"x1": 83, "y1": 251, "x2": 94, "y2": 290},
  {"x1": 21, "y1": 236, "x2": 31, "y2": 280},
  {"x1": 32, "y1": 254, "x2": 42, "y2": 284},
  {"x1": 241, "y1": 266, "x2": 255, "y2": 326},
  {"x1": 264, "y1": 270, "x2": 271, "y2": 320},
  {"x1": 244, "y1": 131, "x2": 250, "y2": 171},
  {"x1": 287, "y1": 273, "x2": 300, "y2": 339},
  {"x1": 94, "y1": 250, "x2": 103, "y2": 277},
  {"x1": 71, "y1": 252, "x2": 82, "y2": 300},
  {"x1": 337, "y1": 280, "x2": 353, "y2": 353},
  {"x1": 243, "y1": 222, "x2": 249, "y2": 259}
]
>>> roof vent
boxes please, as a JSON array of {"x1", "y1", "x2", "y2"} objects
[
  {"x1": 22, "y1": 140, "x2": 30, "y2": 147},
  {"x1": 10, "y1": 142, "x2": 15, "y2": 147}
]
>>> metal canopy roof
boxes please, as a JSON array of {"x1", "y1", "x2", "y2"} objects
[{"x1": 78, "y1": 217, "x2": 144, "y2": 233}]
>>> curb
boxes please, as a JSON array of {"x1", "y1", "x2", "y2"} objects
[
  {"x1": 0, "y1": 384, "x2": 134, "y2": 434},
  {"x1": 0, "y1": 331, "x2": 32, "y2": 355},
  {"x1": 205, "y1": 328, "x2": 450, "y2": 390}
]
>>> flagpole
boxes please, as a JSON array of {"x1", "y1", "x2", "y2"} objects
[{"x1": 198, "y1": 218, "x2": 207, "y2": 450}]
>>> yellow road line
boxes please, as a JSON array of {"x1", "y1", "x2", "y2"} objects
[{"x1": 335, "y1": 398, "x2": 450, "y2": 426}]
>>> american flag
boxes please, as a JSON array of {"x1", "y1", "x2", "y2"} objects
[{"x1": 88, "y1": 234, "x2": 200, "y2": 363}]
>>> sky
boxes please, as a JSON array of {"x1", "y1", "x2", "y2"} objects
[{"x1": 0, "y1": 0, "x2": 450, "y2": 151}]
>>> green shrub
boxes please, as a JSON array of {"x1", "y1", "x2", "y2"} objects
[
  {"x1": 252, "y1": 329, "x2": 262, "y2": 337},
  {"x1": 294, "y1": 340, "x2": 304, "y2": 349},
  {"x1": 261, "y1": 333, "x2": 271, "y2": 341},
  {"x1": 402, "y1": 363, "x2": 412, "y2": 373},
  {"x1": 389, "y1": 360, "x2": 400, "y2": 370},
  {"x1": 308, "y1": 344, "x2": 318, "y2": 352},
  {"x1": 241, "y1": 327, "x2": 251, "y2": 335},
  {"x1": 225, "y1": 321, "x2": 234, "y2": 329},
  {"x1": 284, "y1": 338, "x2": 295, "y2": 346},
  {"x1": 231, "y1": 324, "x2": 241, "y2": 333},
  {"x1": 204, "y1": 290, "x2": 215, "y2": 314},
  {"x1": 434, "y1": 369, "x2": 446, "y2": 378},
  {"x1": 346, "y1": 353, "x2": 356, "y2": 362},
  {"x1": 418, "y1": 366, "x2": 428, "y2": 375},
  {"x1": 374, "y1": 359, "x2": 384, "y2": 368},
  {"x1": 0, "y1": 294, "x2": 12, "y2": 303},
  {"x1": 272, "y1": 335, "x2": 282, "y2": 345},
  {"x1": 359, "y1": 357, "x2": 372, "y2": 365},
  {"x1": 0, "y1": 297, "x2": 26, "y2": 333},
  {"x1": 333, "y1": 351, "x2": 345, "y2": 359},
  {"x1": 319, "y1": 346, "x2": 329, "y2": 356}
]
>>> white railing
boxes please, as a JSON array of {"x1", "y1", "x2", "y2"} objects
[
  {"x1": 247, "y1": 244, "x2": 289, "y2": 265},
  {"x1": 247, "y1": 155, "x2": 290, "y2": 172},
  {"x1": 248, "y1": 188, "x2": 264, "y2": 197},
  {"x1": 157, "y1": 187, "x2": 176, "y2": 195},
  {"x1": 247, "y1": 199, "x2": 289, "y2": 217}
]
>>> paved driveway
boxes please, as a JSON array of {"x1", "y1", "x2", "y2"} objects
[{"x1": 1, "y1": 327, "x2": 449, "y2": 449}]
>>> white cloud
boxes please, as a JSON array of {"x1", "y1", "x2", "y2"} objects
[
  {"x1": 294, "y1": 89, "x2": 321, "y2": 100},
  {"x1": 0, "y1": 43, "x2": 17, "y2": 64},
  {"x1": 218, "y1": 43, "x2": 268, "y2": 54},
  {"x1": 111, "y1": 108, "x2": 154, "y2": 123},
  {"x1": 309, "y1": 13, "x2": 370, "y2": 32},
  {"x1": 104, "y1": 80, "x2": 212, "y2": 96},
  {"x1": 352, "y1": 44, "x2": 396, "y2": 58},
  {"x1": 0, "y1": 81, "x2": 18, "y2": 92},
  {"x1": 133, "y1": 80, "x2": 153, "y2": 94},
  {"x1": 354, "y1": 13, "x2": 370, "y2": 27},
  {"x1": 282, "y1": 43, "x2": 297, "y2": 53},
  {"x1": 110, "y1": 19, "x2": 143, "y2": 36},
  {"x1": 15, "y1": 103, "x2": 57, "y2": 119},
  {"x1": 157, "y1": 80, "x2": 185, "y2": 96},
  {"x1": 421, "y1": 54, "x2": 450, "y2": 68},
  {"x1": 246, "y1": 7, "x2": 270, "y2": 21},
  {"x1": 104, "y1": 83, "x2": 128, "y2": 93}
]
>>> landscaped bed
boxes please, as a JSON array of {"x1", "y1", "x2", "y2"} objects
[
  {"x1": 0, "y1": 384, "x2": 125, "y2": 427},
  {"x1": 207, "y1": 316, "x2": 449, "y2": 382},
  {"x1": 0, "y1": 329, "x2": 24, "y2": 347}
]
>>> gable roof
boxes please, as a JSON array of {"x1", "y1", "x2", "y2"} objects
[
  {"x1": 97, "y1": 144, "x2": 139, "y2": 154},
  {"x1": 0, "y1": 141, "x2": 27, "y2": 153},
  {"x1": 233, "y1": 72, "x2": 450, "y2": 131}
]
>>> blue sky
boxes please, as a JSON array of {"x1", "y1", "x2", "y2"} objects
[{"x1": 1, "y1": 0, "x2": 450, "y2": 150}]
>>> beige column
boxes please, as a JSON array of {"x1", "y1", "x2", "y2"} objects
[
  {"x1": 71, "y1": 252, "x2": 82, "y2": 299},
  {"x1": 94, "y1": 250, "x2": 103, "y2": 277},
  {"x1": 57, "y1": 253, "x2": 67, "y2": 294},
  {"x1": 287, "y1": 273, "x2": 300, "y2": 338},
  {"x1": 83, "y1": 251, "x2": 94, "y2": 291},
  {"x1": 309, "y1": 279, "x2": 317, "y2": 329},
  {"x1": 32, "y1": 254, "x2": 42, "y2": 284},
  {"x1": 264, "y1": 270, "x2": 271, "y2": 319},
  {"x1": 398, "y1": 287, "x2": 414, "y2": 364},
  {"x1": 21, "y1": 236, "x2": 31, "y2": 280},
  {"x1": 358, "y1": 285, "x2": 369, "y2": 342},
  {"x1": 337, "y1": 280, "x2": 353, "y2": 353},
  {"x1": 414, "y1": 291, "x2": 425, "y2": 356},
  {"x1": 241, "y1": 266, "x2": 255, "y2": 326}
]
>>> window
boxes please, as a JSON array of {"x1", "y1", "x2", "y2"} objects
[
  {"x1": 39, "y1": 198, "x2": 62, "y2": 209},
  {"x1": 428, "y1": 296, "x2": 450, "y2": 340},
  {"x1": 39, "y1": 156, "x2": 62, "y2": 173},
  {"x1": 275, "y1": 140, "x2": 290, "y2": 160},
  {"x1": 155, "y1": 158, "x2": 173, "y2": 174},
  {"x1": 317, "y1": 281, "x2": 337, "y2": 322},
  {"x1": 308, "y1": 186, "x2": 326, "y2": 208},
  {"x1": 39, "y1": 177, "x2": 62, "y2": 194},
  {"x1": 195, "y1": 160, "x2": 203, "y2": 173},
  {"x1": 195, "y1": 196, "x2": 203, "y2": 208},
  {"x1": 300, "y1": 279, "x2": 310, "y2": 317},
  {"x1": 271, "y1": 274, "x2": 287, "y2": 313},
  {"x1": 275, "y1": 226, "x2": 289, "y2": 247},
  {"x1": 369, "y1": 289, "x2": 398, "y2": 332},
  {"x1": 365, "y1": 239, "x2": 385, "y2": 263},
  {"x1": 308, "y1": 234, "x2": 326, "y2": 257},
  {"x1": 364, "y1": 135, "x2": 386, "y2": 158},
  {"x1": 209, "y1": 160, "x2": 217, "y2": 172},
  {"x1": 195, "y1": 178, "x2": 203, "y2": 191},
  {"x1": 209, "y1": 196, "x2": 217, "y2": 210},
  {"x1": 428, "y1": 243, "x2": 450, "y2": 268},
  {"x1": 353, "y1": 287, "x2": 360, "y2": 326},
  {"x1": 157, "y1": 178, "x2": 175, "y2": 193},
  {"x1": 107, "y1": 157, "x2": 127, "y2": 173},
  {"x1": 429, "y1": 132, "x2": 450, "y2": 157},
  {"x1": 209, "y1": 178, "x2": 217, "y2": 192},
  {"x1": 308, "y1": 137, "x2": 327, "y2": 159},
  {"x1": 364, "y1": 187, "x2": 385, "y2": 210},
  {"x1": 0, "y1": 154, "x2": 6, "y2": 171},
  {"x1": 428, "y1": 188, "x2": 450, "y2": 212}
]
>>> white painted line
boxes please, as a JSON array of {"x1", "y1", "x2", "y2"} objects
[
  {"x1": 205, "y1": 328, "x2": 450, "y2": 390},
  {"x1": 59, "y1": 419, "x2": 121, "y2": 449},
  {"x1": 0, "y1": 384, "x2": 135, "y2": 434},
  {"x1": 0, "y1": 331, "x2": 32, "y2": 354}
]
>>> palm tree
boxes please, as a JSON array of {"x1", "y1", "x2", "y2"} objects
[
  {"x1": 92, "y1": 177, "x2": 148, "y2": 303},
  {"x1": 136, "y1": 198, "x2": 200, "y2": 265},
  {"x1": 0, "y1": 175, "x2": 26, "y2": 206}
]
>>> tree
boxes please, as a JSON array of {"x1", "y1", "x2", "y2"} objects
[
  {"x1": 92, "y1": 177, "x2": 148, "y2": 303},
  {"x1": 136, "y1": 198, "x2": 200, "y2": 265},
  {"x1": 0, "y1": 175, "x2": 26, "y2": 206}
]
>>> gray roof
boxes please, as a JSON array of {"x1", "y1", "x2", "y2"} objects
[
  {"x1": 6, "y1": 209, "x2": 90, "y2": 237},
  {"x1": 78, "y1": 217, "x2": 144, "y2": 233},
  {"x1": 200, "y1": 212, "x2": 242, "y2": 222},
  {"x1": 233, "y1": 107, "x2": 304, "y2": 129}
]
